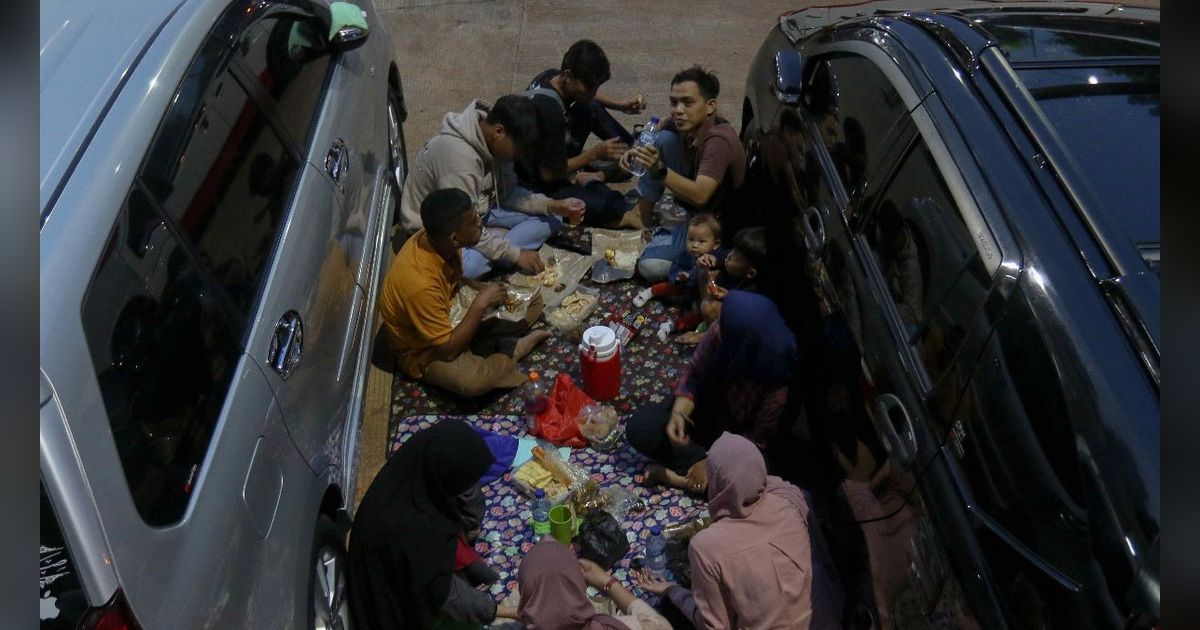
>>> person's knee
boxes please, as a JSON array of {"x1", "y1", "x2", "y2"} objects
[{"x1": 625, "y1": 410, "x2": 663, "y2": 455}]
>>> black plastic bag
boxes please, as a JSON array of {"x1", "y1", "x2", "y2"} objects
[{"x1": 578, "y1": 510, "x2": 629, "y2": 570}]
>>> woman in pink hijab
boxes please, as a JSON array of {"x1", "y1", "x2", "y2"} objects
[
  {"x1": 636, "y1": 432, "x2": 841, "y2": 629},
  {"x1": 516, "y1": 538, "x2": 671, "y2": 630}
]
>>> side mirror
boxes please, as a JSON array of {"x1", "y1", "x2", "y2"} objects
[
  {"x1": 327, "y1": 1, "x2": 369, "y2": 51},
  {"x1": 772, "y1": 49, "x2": 804, "y2": 105}
]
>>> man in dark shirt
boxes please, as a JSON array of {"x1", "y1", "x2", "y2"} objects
[
  {"x1": 625, "y1": 65, "x2": 748, "y2": 282},
  {"x1": 518, "y1": 40, "x2": 647, "y2": 226}
]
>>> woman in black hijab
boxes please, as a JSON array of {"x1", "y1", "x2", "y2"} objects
[{"x1": 348, "y1": 419, "x2": 516, "y2": 628}]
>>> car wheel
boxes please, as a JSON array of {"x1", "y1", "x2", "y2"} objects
[
  {"x1": 386, "y1": 87, "x2": 408, "y2": 205},
  {"x1": 310, "y1": 516, "x2": 350, "y2": 630}
]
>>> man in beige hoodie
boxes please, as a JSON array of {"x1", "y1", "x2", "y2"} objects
[{"x1": 399, "y1": 95, "x2": 583, "y2": 279}]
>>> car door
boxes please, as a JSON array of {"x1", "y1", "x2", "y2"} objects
[
  {"x1": 795, "y1": 44, "x2": 1021, "y2": 626},
  {"x1": 230, "y1": 9, "x2": 361, "y2": 473}
]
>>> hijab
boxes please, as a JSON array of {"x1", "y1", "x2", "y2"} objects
[
  {"x1": 517, "y1": 539, "x2": 627, "y2": 630},
  {"x1": 706, "y1": 431, "x2": 808, "y2": 521},
  {"x1": 348, "y1": 419, "x2": 495, "y2": 629},
  {"x1": 696, "y1": 290, "x2": 796, "y2": 392}
]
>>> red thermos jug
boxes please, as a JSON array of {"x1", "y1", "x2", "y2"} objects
[{"x1": 579, "y1": 326, "x2": 621, "y2": 400}]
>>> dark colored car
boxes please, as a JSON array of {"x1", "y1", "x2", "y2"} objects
[{"x1": 740, "y1": 2, "x2": 1158, "y2": 628}]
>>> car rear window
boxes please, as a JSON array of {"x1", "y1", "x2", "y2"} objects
[{"x1": 1018, "y1": 64, "x2": 1160, "y2": 268}]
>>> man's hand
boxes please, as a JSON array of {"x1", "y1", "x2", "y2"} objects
[
  {"x1": 634, "y1": 569, "x2": 677, "y2": 595},
  {"x1": 591, "y1": 137, "x2": 630, "y2": 161},
  {"x1": 578, "y1": 559, "x2": 611, "y2": 590},
  {"x1": 667, "y1": 409, "x2": 691, "y2": 448},
  {"x1": 549, "y1": 198, "x2": 586, "y2": 225},
  {"x1": 696, "y1": 254, "x2": 718, "y2": 269},
  {"x1": 515, "y1": 250, "x2": 544, "y2": 274},
  {"x1": 685, "y1": 459, "x2": 709, "y2": 495},
  {"x1": 616, "y1": 95, "x2": 647, "y2": 115},
  {"x1": 628, "y1": 145, "x2": 662, "y2": 174},
  {"x1": 473, "y1": 282, "x2": 508, "y2": 311}
]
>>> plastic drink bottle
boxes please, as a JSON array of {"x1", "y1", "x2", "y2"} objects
[
  {"x1": 645, "y1": 525, "x2": 672, "y2": 579},
  {"x1": 627, "y1": 116, "x2": 661, "y2": 177},
  {"x1": 524, "y1": 371, "x2": 550, "y2": 433},
  {"x1": 531, "y1": 488, "x2": 551, "y2": 536}
]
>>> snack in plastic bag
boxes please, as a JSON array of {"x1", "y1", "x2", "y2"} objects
[
  {"x1": 576, "y1": 404, "x2": 621, "y2": 451},
  {"x1": 600, "y1": 487, "x2": 645, "y2": 520},
  {"x1": 512, "y1": 459, "x2": 571, "y2": 504}
]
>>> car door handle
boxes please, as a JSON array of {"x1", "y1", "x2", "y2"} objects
[
  {"x1": 876, "y1": 392, "x2": 918, "y2": 466},
  {"x1": 800, "y1": 205, "x2": 827, "y2": 254},
  {"x1": 268, "y1": 310, "x2": 303, "y2": 378},
  {"x1": 325, "y1": 138, "x2": 349, "y2": 186}
]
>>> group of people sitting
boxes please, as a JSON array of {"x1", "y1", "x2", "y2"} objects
[
  {"x1": 359, "y1": 38, "x2": 841, "y2": 629},
  {"x1": 350, "y1": 420, "x2": 839, "y2": 630}
]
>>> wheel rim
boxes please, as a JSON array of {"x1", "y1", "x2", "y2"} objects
[
  {"x1": 387, "y1": 99, "x2": 406, "y2": 190},
  {"x1": 313, "y1": 546, "x2": 349, "y2": 630}
]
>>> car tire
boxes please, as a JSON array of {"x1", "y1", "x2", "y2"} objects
[{"x1": 309, "y1": 516, "x2": 350, "y2": 630}]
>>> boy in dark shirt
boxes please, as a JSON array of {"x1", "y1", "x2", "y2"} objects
[{"x1": 518, "y1": 40, "x2": 646, "y2": 226}]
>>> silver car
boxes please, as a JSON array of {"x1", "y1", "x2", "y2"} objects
[{"x1": 39, "y1": 0, "x2": 407, "y2": 627}]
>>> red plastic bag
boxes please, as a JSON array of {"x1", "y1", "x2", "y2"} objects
[{"x1": 531, "y1": 373, "x2": 593, "y2": 447}]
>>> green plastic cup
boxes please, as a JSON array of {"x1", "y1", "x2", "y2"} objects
[{"x1": 549, "y1": 504, "x2": 575, "y2": 545}]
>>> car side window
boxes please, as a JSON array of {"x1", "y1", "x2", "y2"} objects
[
  {"x1": 802, "y1": 54, "x2": 908, "y2": 194},
  {"x1": 237, "y1": 15, "x2": 331, "y2": 151},
  {"x1": 140, "y1": 53, "x2": 299, "y2": 318},
  {"x1": 861, "y1": 138, "x2": 998, "y2": 381},
  {"x1": 81, "y1": 185, "x2": 242, "y2": 526}
]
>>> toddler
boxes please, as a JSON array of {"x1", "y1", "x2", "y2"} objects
[
  {"x1": 678, "y1": 227, "x2": 769, "y2": 344},
  {"x1": 633, "y1": 213, "x2": 724, "y2": 309}
]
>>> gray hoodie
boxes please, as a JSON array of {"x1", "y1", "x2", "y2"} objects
[{"x1": 399, "y1": 99, "x2": 551, "y2": 264}]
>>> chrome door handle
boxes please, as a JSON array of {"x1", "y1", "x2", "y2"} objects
[
  {"x1": 325, "y1": 138, "x2": 349, "y2": 185},
  {"x1": 876, "y1": 392, "x2": 918, "y2": 466},
  {"x1": 268, "y1": 310, "x2": 303, "y2": 378},
  {"x1": 800, "y1": 205, "x2": 827, "y2": 254}
]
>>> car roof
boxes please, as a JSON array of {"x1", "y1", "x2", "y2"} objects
[{"x1": 40, "y1": 0, "x2": 186, "y2": 222}]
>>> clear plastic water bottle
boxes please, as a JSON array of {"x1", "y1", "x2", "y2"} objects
[
  {"x1": 645, "y1": 525, "x2": 671, "y2": 578},
  {"x1": 524, "y1": 371, "x2": 550, "y2": 433},
  {"x1": 531, "y1": 488, "x2": 551, "y2": 537},
  {"x1": 627, "y1": 115, "x2": 661, "y2": 177}
]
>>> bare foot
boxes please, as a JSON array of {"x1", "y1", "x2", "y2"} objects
[
  {"x1": 617, "y1": 207, "x2": 646, "y2": 230},
  {"x1": 675, "y1": 331, "x2": 705, "y2": 345},
  {"x1": 513, "y1": 329, "x2": 553, "y2": 361},
  {"x1": 642, "y1": 464, "x2": 700, "y2": 494}
]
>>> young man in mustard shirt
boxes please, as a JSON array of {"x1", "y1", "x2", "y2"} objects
[{"x1": 379, "y1": 188, "x2": 551, "y2": 397}]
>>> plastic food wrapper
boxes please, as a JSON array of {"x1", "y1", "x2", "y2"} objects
[
  {"x1": 576, "y1": 404, "x2": 621, "y2": 451},
  {"x1": 590, "y1": 229, "x2": 645, "y2": 272},
  {"x1": 511, "y1": 459, "x2": 572, "y2": 504},
  {"x1": 448, "y1": 284, "x2": 537, "y2": 327},
  {"x1": 600, "y1": 487, "x2": 645, "y2": 520},
  {"x1": 507, "y1": 245, "x2": 594, "y2": 308},
  {"x1": 530, "y1": 373, "x2": 593, "y2": 448},
  {"x1": 546, "y1": 286, "x2": 601, "y2": 334},
  {"x1": 512, "y1": 442, "x2": 591, "y2": 505}
]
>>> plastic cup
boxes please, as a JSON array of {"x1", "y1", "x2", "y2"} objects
[
  {"x1": 565, "y1": 198, "x2": 585, "y2": 225},
  {"x1": 549, "y1": 504, "x2": 575, "y2": 545}
]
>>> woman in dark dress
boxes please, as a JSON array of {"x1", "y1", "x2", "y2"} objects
[
  {"x1": 347, "y1": 419, "x2": 517, "y2": 629},
  {"x1": 626, "y1": 290, "x2": 797, "y2": 495}
]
